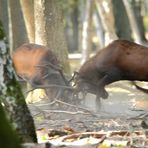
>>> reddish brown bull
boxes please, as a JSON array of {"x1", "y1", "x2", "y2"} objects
[
  {"x1": 12, "y1": 43, "x2": 69, "y2": 100},
  {"x1": 75, "y1": 40, "x2": 148, "y2": 100}
]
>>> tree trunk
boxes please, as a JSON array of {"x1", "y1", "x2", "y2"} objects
[
  {"x1": 9, "y1": 0, "x2": 29, "y2": 50},
  {"x1": 34, "y1": 0, "x2": 47, "y2": 46},
  {"x1": 81, "y1": 0, "x2": 94, "y2": 65},
  {"x1": 20, "y1": 0, "x2": 35, "y2": 43},
  {"x1": 112, "y1": 0, "x2": 133, "y2": 40},
  {"x1": 65, "y1": 0, "x2": 79, "y2": 53},
  {"x1": 93, "y1": 7, "x2": 105, "y2": 48},
  {"x1": 34, "y1": 0, "x2": 70, "y2": 74},
  {"x1": 0, "y1": 0, "x2": 9, "y2": 39},
  {"x1": 122, "y1": 0, "x2": 142, "y2": 43},
  {"x1": 96, "y1": 0, "x2": 118, "y2": 45},
  {"x1": 131, "y1": 0, "x2": 146, "y2": 41},
  {"x1": 65, "y1": 14, "x2": 73, "y2": 52},
  {"x1": 18, "y1": 0, "x2": 36, "y2": 103},
  {"x1": 71, "y1": 0, "x2": 79, "y2": 52},
  {"x1": 0, "y1": 22, "x2": 37, "y2": 143}
]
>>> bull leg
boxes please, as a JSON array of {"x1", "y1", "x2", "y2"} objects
[
  {"x1": 95, "y1": 69, "x2": 122, "y2": 111},
  {"x1": 96, "y1": 67, "x2": 122, "y2": 99},
  {"x1": 92, "y1": 75, "x2": 110, "y2": 110},
  {"x1": 95, "y1": 86, "x2": 106, "y2": 111},
  {"x1": 96, "y1": 75, "x2": 109, "y2": 99}
]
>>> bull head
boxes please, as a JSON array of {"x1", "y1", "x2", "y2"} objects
[{"x1": 72, "y1": 72, "x2": 108, "y2": 99}]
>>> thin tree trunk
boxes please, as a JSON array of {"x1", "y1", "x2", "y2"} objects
[
  {"x1": 81, "y1": 0, "x2": 94, "y2": 65},
  {"x1": 19, "y1": 0, "x2": 36, "y2": 102},
  {"x1": 71, "y1": 0, "x2": 79, "y2": 52},
  {"x1": 123, "y1": 0, "x2": 142, "y2": 43},
  {"x1": 96, "y1": 0, "x2": 118, "y2": 45},
  {"x1": 0, "y1": 0, "x2": 9, "y2": 39},
  {"x1": 20, "y1": 0, "x2": 35, "y2": 43},
  {"x1": 65, "y1": 14, "x2": 73, "y2": 52},
  {"x1": 93, "y1": 8, "x2": 105, "y2": 48},
  {"x1": 34, "y1": 0, "x2": 47, "y2": 45},
  {"x1": 9, "y1": 0, "x2": 29, "y2": 50},
  {"x1": 112, "y1": 0, "x2": 132, "y2": 40},
  {"x1": 132, "y1": 0, "x2": 146, "y2": 41}
]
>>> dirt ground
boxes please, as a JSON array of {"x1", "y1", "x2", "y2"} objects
[{"x1": 28, "y1": 81, "x2": 148, "y2": 147}]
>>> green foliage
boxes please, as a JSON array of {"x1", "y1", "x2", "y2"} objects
[
  {"x1": 143, "y1": 16, "x2": 148, "y2": 31},
  {"x1": 0, "y1": 20, "x2": 24, "y2": 105},
  {"x1": 59, "y1": 0, "x2": 79, "y2": 13},
  {"x1": 0, "y1": 103, "x2": 21, "y2": 148},
  {"x1": 0, "y1": 20, "x2": 37, "y2": 143},
  {"x1": 5, "y1": 75, "x2": 25, "y2": 104}
]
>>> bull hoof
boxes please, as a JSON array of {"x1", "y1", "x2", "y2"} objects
[{"x1": 97, "y1": 89, "x2": 108, "y2": 99}]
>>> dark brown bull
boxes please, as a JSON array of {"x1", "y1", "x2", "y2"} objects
[
  {"x1": 12, "y1": 43, "x2": 69, "y2": 100},
  {"x1": 75, "y1": 40, "x2": 148, "y2": 100}
]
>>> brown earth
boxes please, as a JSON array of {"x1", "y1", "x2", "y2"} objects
[{"x1": 27, "y1": 81, "x2": 148, "y2": 146}]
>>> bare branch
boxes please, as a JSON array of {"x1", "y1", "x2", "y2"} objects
[
  {"x1": 26, "y1": 84, "x2": 73, "y2": 93},
  {"x1": 43, "y1": 109, "x2": 89, "y2": 115}
]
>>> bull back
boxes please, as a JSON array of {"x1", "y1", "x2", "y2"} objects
[
  {"x1": 76, "y1": 40, "x2": 148, "y2": 99},
  {"x1": 12, "y1": 43, "x2": 66, "y2": 100}
]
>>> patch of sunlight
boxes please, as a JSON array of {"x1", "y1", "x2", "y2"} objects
[
  {"x1": 26, "y1": 89, "x2": 47, "y2": 104},
  {"x1": 36, "y1": 128, "x2": 49, "y2": 143},
  {"x1": 35, "y1": 115, "x2": 45, "y2": 123},
  {"x1": 128, "y1": 93, "x2": 135, "y2": 96},
  {"x1": 102, "y1": 0, "x2": 110, "y2": 13},
  {"x1": 106, "y1": 87, "x2": 130, "y2": 93},
  {"x1": 131, "y1": 98, "x2": 148, "y2": 109}
]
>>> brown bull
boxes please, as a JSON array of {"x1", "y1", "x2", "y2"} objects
[
  {"x1": 75, "y1": 40, "x2": 148, "y2": 100},
  {"x1": 12, "y1": 43, "x2": 69, "y2": 100}
]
